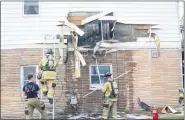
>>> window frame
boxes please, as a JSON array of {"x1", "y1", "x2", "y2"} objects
[
  {"x1": 22, "y1": 0, "x2": 40, "y2": 16},
  {"x1": 89, "y1": 64, "x2": 113, "y2": 90},
  {"x1": 20, "y1": 65, "x2": 39, "y2": 96}
]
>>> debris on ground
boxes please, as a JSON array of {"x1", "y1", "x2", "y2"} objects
[
  {"x1": 173, "y1": 105, "x2": 184, "y2": 112},
  {"x1": 159, "y1": 112, "x2": 184, "y2": 119},
  {"x1": 161, "y1": 106, "x2": 181, "y2": 114},
  {"x1": 137, "y1": 98, "x2": 151, "y2": 111},
  {"x1": 68, "y1": 113, "x2": 88, "y2": 119},
  {"x1": 126, "y1": 114, "x2": 152, "y2": 119},
  {"x1": 88, "y1": 116, "x2": 101, "y2": 119},
  {"x1": 67, "y1": 114, "x2": 73, "y2": 118},
  {"x1": 68, "y1": 112, "x2": 127, "y2": 119},
  {"x1": 65, "y1": 109, "x2": 184, "y2": 120},
  {"x1": 117, "y1": 112, "x2": 126, "y2": 117},
  {"x1": 117, "y1": 114, "x2": 126, "y2": 119}
]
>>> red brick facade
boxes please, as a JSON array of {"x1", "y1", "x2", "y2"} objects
[{"x1": 1, "y1": 48, "x2": 182, "y2": 118}]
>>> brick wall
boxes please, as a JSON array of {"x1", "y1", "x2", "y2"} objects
[
  {"x1": 132, "y1": 50, "x2": 182, "y2": 110},
  {"x1": 65, "y1": 50, "x2": 134, "y2": 113},
  {"x1": 1, "y1": 48, "x2": 182, "y2": 118},
  {"x1": 1, "y1": 48, "x2": 67, "y2": 119}
]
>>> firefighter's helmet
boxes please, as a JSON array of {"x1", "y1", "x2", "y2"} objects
[
  {"x1": 46, "y1": 49, "x2": 53, "y2": 55},
  {"x1": 104, "y1": 72, "x2": 112, "y2": 77}
]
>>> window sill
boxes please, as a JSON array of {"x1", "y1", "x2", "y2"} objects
[
  {"x1": 89, "y1": 84, "x2": 103, "y2": 90},
  {"x1": 22, "y1": 14, "x2": 40, "y2": 17}
]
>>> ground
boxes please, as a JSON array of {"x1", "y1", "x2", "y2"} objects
[
  {"x1": 62, "y1": 106, "x2": 184, "y2": 120},
  {"x1": 1, "y1": 110, "x2": 184, "y2": 119}
]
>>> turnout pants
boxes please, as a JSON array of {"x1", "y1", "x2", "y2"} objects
[
  {"x1": 41, "y1": 79, "x2": 56, "y2": 99},
  {"x1": 24, "y1": 98, "x2": 48, "y2": 119},
  {"x1": 102, "y1": 100, "x2": 117, "y2": 119}
]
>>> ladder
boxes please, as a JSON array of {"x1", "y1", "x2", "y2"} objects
[{"x1": 40, "y1": 35, "x2": 56, "y2": 120}]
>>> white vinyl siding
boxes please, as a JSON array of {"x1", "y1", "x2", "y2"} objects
[{"x1": 1, "y1": 2, "x2": 181, "y2": 49}]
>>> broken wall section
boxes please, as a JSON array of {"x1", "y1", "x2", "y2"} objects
[
  {"x1": 77, "y1": 22, "x2": 149, "y2": 47},
  {"x1": 66, "y1": 11, "x2": 151, "y2": 47},
  {"x1": 114, "y1": 24, "x2": 149, "y2": 42}
]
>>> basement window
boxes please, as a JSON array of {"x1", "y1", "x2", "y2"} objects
[
  {"x1": 20, "y1": 65, "x2": 39, "y2": 96},
  {"x1": 89, "y1": 64, "x2": 112, "y2": 90},
  {"x1": 24, "y1": 0, "x2": 39, "y2": 15}
]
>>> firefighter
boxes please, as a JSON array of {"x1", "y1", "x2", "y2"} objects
[
  {"x1": 101, "y1": 72, "x2": 118, "y2": 119},
  {"x1": 179, "y1": 89, "x2": 184, "y2": 104},
  {"x1": 38, "y1": 49, "x2": 58, "y2": 104},
  {"x1": 22, "y1": 74, "x2": 48, "y2": 119}
]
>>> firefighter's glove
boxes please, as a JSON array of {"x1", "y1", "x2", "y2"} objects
[
  {"x1": 40, "y1": 101, "x2": 45, "y2": 110},
  {"x1": 102, "y1": 102, "x2": 109, "y2": 108},
  {"x1": 52, "y1": 83, "x2": 56, "y2": 88},
  {"x1": 43, "y1": 91, "x2": 48, "y2": 96},
  {"x1": 24, "y1": 107, "x2": 29, "y2": 115},
  {"x1": 24, "y1": 110, "x2": 29, "y2": 115},
  {"x1": 37, "y1": 73, "x2": 42, "y2": 80},
  {"x1": 179, "y1": 97, "x2": 184, "y2": 104},
  {"x1": 40, "y1": 81, "x2": 44, "y2": 85}
]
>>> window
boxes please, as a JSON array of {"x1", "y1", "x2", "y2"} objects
[
  {"x1": 20, "y1": 65, "x2": 39, "y2": 95},
  {"x1": 89, "y1": 64, "x2": 112, "y2": 90},
  {"x1": 78, "y1": 20, "x2": 115, "y2": 46},
  {"x1": 24, "y1": 0, "x2": 39, "y2": 15}
]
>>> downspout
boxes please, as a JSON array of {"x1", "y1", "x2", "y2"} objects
[
  {"x1": 101, "y1": 20, "x2": 104, "y2": 41},
  {"x1": 176, "y1": 2, "x2": 185, "y2": 119},
  {"x1": 176, "y1": 0, "x2": 183, "y2": 88},
  {"x1": 148, "y1": 28, "x2": 152, "y2": 66},
  {"x1": 183, "y1": 2, "x2": 185, "y2": 120},
  {"x1": 148, "y1": 28, "x2": 152, "y2": 105},
  {"x1": 178, "y1": 1, "x2": 183, "y2": 89}
]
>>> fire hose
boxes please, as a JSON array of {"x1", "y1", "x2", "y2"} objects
[
  {"x1": 64, "y1": 38, "x2": 69, "y2": 64},
  {"x1": 82, "y1": 66, "x2": 137, "y2": 98}
]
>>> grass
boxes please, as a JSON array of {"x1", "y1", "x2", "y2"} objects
[
  {"x1": 119, "y1": 108, "x2": 184, "y2": 120},
  {"x1": 159, "y1": 115, "x2": 184, "y2": 120}
]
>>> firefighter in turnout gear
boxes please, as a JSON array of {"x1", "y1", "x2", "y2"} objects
[
  {"x1": 38, "y1": 49, "x2": 58, "y2": 104},
  {"x1": 22, "y1": 74, "x2": 48, "y2": 119},
  {"x1": 179, "y1": 89, "x2": 184, "y2": 104},
  {"x1": 101, "y1": 72, "x2": 118, "y2": 119}
]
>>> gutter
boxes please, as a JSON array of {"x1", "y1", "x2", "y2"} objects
[{"x1": 176, "y1": 1, "x2": 184, "y2": 89}]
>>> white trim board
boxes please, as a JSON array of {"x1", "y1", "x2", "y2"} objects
[
  {"x1": 1, "y1": 37, "x2": 181, "y2": 50},
  {"x1": 1, "y1": 43, "x2": 181, "y2": 51},
  {"x1": 81, "y1": 11, "x2": 112, "y2": 25}
]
